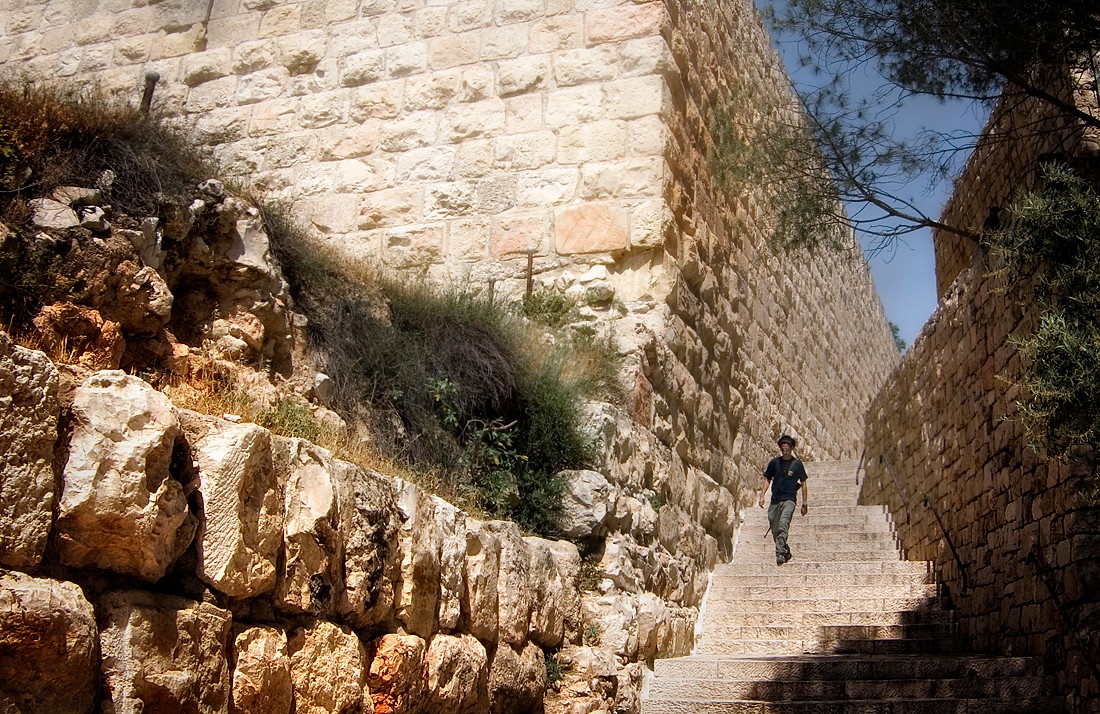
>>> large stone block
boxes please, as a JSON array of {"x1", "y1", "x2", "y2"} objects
[
  {"x1": 0, "y1": 572, "x2": 97, "y2": 714},
  {"x1": 366, "y1": 633, "x2": 426, "y2": 714},
  {"x1": 182, "y1": 412, "x2": 283, "y2": 598},
  {"x1": 423, "y1": 634, "x2": 489, "y2": 714},
  {"x1": 487, "y1": 641, "x2": 546, "y2": 714},
  {"x1": 100, "y1": 590, "x2": 232, "y2": 714},
  {"x1": 554, "y1": 203, "x2": 630, "y2": 255},
  {"x1": 56, "y1": 370, "x2": 194, "y2": 581},
  {"x1": 288, "y1": 620, "x2": 371, "y2": 714},
  {"x1": 0, "y1": 333, "x2": 58, "y2": 570},
  {"x1": 274, "y1": 438, "x2": 342, "y2": 614},
  {"x1": 230, "y1": 625, "x2": 293, "y2": 714}
]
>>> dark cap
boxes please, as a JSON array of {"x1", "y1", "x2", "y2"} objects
[{"x1": 777, "y1": 434, "x2": 796, "y2": 447}]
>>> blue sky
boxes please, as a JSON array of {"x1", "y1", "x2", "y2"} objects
[{"x1": 759, "y1": 13, "x2": 988, "y2": 348}]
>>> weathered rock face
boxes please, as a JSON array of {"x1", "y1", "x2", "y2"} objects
[
  {"x1": 0, "y1": 572, "x2": 97, "y2": 714},
  {"x1": 288, "y1": 620, "x2": 372, "y2": 714},
  {"x1": 55, "y1": 370, "x2": 195, "y2": 581},
  {"x1": 366, "y1": 633, "x2": 426, "y2": 714},
  {"x1": 99, "y1": 590, "x2": 232, "y2": 714},
  {"x1": 230, "y1": 625, "x2": 293, "y2": 714},
  {"x1": 0, "y1": 334, "x2": 58, "y2": 570},
  {"x1": 182, "y1": 411, "x2": 283, "y2": 598}
]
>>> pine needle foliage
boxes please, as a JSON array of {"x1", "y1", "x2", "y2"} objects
[{"x1": 984, "y1": 164, "x2": 1100, "y2": 465}]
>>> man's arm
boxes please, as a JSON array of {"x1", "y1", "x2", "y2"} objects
[
  {"x1": 758, "y1": 476, "x2": 770, "y2": 508},
  {"x1": 800, "y1": 478, "x2": 808, "y2": 516}
]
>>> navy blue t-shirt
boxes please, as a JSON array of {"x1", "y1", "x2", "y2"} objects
[{"x1": 763, "y1": 457, "x2": 807, "y2": 503}]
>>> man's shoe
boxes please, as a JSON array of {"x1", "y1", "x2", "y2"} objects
[
  {"x1": 777, "y1": 557, "x2": 785, "y2": 566},
  {"x1": 785, "y1": 551, "x2": 793, "y2": 563}
]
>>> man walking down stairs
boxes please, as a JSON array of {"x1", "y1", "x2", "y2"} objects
[{"x1": 642, "y1": 460, "x2": 1064, "y2": 713}]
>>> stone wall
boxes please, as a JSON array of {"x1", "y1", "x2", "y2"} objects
[
  {"x1": 0, "y1": 0, "x2": 901, "y2": 664},
  {"x1": 0, "y1": 336, "x2": 696, "y2": 712},
  {"x1": 863, "y1": 244, "x2": 1100, "y2": 707},
  {"x1": 644, "y1": 0, "x2": 899, "y2": 502}
]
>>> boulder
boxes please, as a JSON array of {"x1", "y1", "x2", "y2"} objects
[
  {"x1": 487, "y1": 641, "x2": 546, "y2": 714},
  {"x1": 181, "y1": 411, "x2": 283, "y2": 598},
  {"x1": 55, "y1": 370, "x2": 194, "y2": 581},
  {"x1": 556, "y1": 469, "x2": 612, "y2": 540},
  {"x1": 463, "y1": 518, "x2": 501, "y2": 642},
  {"x1": 334, "y1": 462, "x2": 399, "y2": 629},
  {"x1": 230, "y1": 625, "x2": 293, "y2": 714},
  {"x1": 33, "y1": 302, "x2": 125, "y2": 370},
  {"x1": 489, "y1": 521, "x2": 532, "y2": 646},
  {"x1": 28, "y1": 197, "x2": 79, "y2": 229},
  {"x1": 288, "y1": 620, "x2": 372, "y2": 714},
  {"x1": 273, "y1": 438, "x2": 342, "y2": 614},
  {"x1": 423, "y1": 634, "x2": 489, "y2": 714},
  {"x1": 99, "y1": 590, "x2": 232, "y2": 714},
  {"x1": 52, "y1": 186, "x2": 103, "y2": 206},
  {"x1": 0, "y1": 333, "x2": 59, "y2": 570},
  {"x1": 394, "y1": 481, "x2": 441, "y2": 637},
  {"x1": 0, "y1": 572, "x2": 97, "y2": 714},
  {"x1": 366, "y1": 633, "x2": 426, "y2": 714}
]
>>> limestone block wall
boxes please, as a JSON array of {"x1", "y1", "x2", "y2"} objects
[
  {"x1": 862, "y1": 253, "x2": 1100, "y2": 707},
  {"x1": 645, "y1": 0, "x2": 899, "y2": 504},
  {"x1": 1, "y1": 0, "x2": 675, "y2": 299},
  {"x1": 933, "y1": 90, "x2": 1085, "y2": 299},
  {"x1": 0, "y1": 0, "x2": 900, "y2": 565},
  {"x1": 0, "y1": 341, "x2": 696, "y2": 712}
]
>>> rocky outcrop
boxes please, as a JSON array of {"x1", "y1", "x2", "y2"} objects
[{"x1": 0, "y1": 332, "x2": 58, "y2": 570}]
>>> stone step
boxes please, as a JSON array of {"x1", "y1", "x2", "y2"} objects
[
  {"x1": 698, "y1": 623, "x2": 958, "y2": 643},
  {"x1": 653, "y1": 654, "x2": 1045, "y2": 681},
  {"x1": 647, "y1": 674, "x2": 1048, "y2": 701},
  {"x1": 700, "y1": 596, "x2": 951, "y2": 614},
  {"x1": 738, "y1": 521, "x2": 896, "y2": 535},
  {"x1": 706, "y1": 583, "x2": 940, "y2": 600},
  {"x1": 709, "y1": 609, "x2": 956, "y2": 627},
  {"x1": 641, "y1": 696, "x2": 1064, "y2": 713},
  {"x1": 694, "y1": 636, "x2": 964, "y2": 656},
  {"x1": 710, "y1": 573, "x2": 932, "y2": 588},
  {"x1": 714, "y1": 561, "x2": 929, "y2": 576}
]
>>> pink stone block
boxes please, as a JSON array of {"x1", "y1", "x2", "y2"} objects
[{"x1": 554, "y1": 204, "x2": 629, "y2": 255}]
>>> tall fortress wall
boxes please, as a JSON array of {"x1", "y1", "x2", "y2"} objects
[
  {"x1": 861, "y1": 92, "x2": 1100, "y2": 706},
  {"x1": 0, "y1": 0, "x2": 898, "y2": 552}
]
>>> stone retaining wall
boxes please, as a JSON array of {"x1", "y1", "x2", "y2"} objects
[
  {"x1": 0, "y1": 338, "x2": 696, "y2": 712},
  {"x1": 862, "y1": 248, "x2": 1100, "y2": 709}
]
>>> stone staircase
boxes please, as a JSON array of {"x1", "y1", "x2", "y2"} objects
[{"x1": 642, "y1": 460, "x2": 1063, "y2": 713}]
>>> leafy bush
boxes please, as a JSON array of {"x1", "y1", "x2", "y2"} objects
[
  {"x1": 984, "y1": 164, "x2": 1100, "y2": 468},
  {"x1": 265, "y1": 211, "x2": 606, "y2": 536}
]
